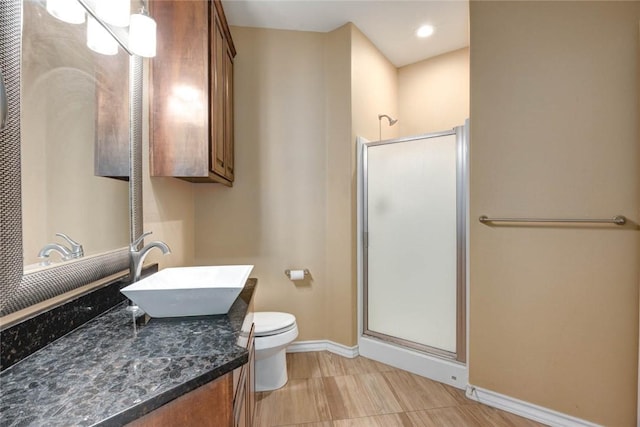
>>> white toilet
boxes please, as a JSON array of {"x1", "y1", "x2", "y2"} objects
[{"x1": 253, "y1": 312, "x2": 298, "y2": 392}]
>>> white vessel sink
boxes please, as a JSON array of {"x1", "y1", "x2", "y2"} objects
[{"x1": 120, "y1": 265, "x2": 254, "y2": 318}]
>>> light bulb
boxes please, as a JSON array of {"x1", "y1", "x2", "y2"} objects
[
  {"x1": 129, "y1": 13, "x2": 157, "y2": 58},
  {"x1": 46, "y1": 0, "x2": 85, "y2": 24},
  {"x1": 87, "y1": 16, "x2": 118, "y2": 55},
  {"x1": 416, "y1": 25, "x2": 435, "y2": 39}
]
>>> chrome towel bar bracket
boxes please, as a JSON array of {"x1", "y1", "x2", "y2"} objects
[{"x1": 479, "y1": 215, "x2": 626, "y2": 225}]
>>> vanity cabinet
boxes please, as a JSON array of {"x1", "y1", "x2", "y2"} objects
[
  {"x1": 150, "y1": 0, "x2": 236, "y2": 185},
  {"x1": 126, "y1": 327, "x2": 255, "y2": 427},
  {"x1": 127, "y1": 374, "x2": 234, "y2": 427},
  {"x1": 127, "y1": 296, "x2": 255, "y2": 427}
]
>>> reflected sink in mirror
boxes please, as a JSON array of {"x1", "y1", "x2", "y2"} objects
[{"x1": 120, "y1": 265, "x2": 254, "y2": 318}]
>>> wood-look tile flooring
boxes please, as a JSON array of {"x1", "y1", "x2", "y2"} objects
[{"x1": 255, "y1": 352, "x2": 546, "y2": 427}]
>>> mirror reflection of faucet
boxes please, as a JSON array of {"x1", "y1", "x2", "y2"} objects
[{"x1": 37, "y1": 233, "x2": 84, "y2": 263}]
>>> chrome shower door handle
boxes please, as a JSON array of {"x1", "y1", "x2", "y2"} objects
[{"x1": 0, "y1": 69, "x2": 7, "y2": 131}]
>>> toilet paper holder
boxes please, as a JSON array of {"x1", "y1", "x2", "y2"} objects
[{"x1": 284, "y1": 269, "x2": 310, "y2": 279}]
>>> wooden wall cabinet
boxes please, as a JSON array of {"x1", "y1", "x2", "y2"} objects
[{"x1": 150, "y1": 0, "x2": 236, "y2": 185}]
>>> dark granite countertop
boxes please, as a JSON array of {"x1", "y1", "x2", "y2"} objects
[{"x1": 0, "y1": 279, "x2": 256, "y2": 427}]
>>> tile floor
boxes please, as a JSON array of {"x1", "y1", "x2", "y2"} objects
[{"x1": 254, "y1": 351, "x2": 546, "y2": 427}]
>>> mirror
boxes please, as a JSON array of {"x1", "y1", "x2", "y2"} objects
[
  {"x1": 21, "y1": 0, "x2": 130, "y2": 269},
  {"x1": 0, "y1": 0, "x2": 143, "y2": 318}
]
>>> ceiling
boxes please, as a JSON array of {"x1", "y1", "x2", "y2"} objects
[{"x1": 221, "y1": 0, "x2": 470, "y2": 68}]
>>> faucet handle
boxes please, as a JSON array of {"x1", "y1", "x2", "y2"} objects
[
  {"x1": 131, "y1": 231, "x2": 153, "y2": 251},
  {"x1": 55, "y1": 233, "x2": 84, "y2": 256}
]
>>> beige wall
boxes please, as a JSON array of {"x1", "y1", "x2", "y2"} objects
[
  {"x1": 350, "y1": 26, "x2": 399, "y2": 143},
  {"x1": 324, "y1": 24, "x2": 356, "y2": 345},
  {"x1": 193, "y1": 27, "x2": 331, "y2": 342},
  {"x1": 469, "y1": 2, "x2": 640, "y2": 425},
  {"x1": 142, "y1": 60, "x2": 195, "y2": 269},
  {"x1": 398, "y1": 48, "x2": 469, "y2": 135}
]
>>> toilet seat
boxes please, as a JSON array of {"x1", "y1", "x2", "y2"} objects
[{"x1": 253, "y1": 312, "x2": 296, "y2": 337}]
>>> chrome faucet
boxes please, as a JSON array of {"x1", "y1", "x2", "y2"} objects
[
  {"x1": 130, "y1": 231, "x2": 171, "y2": 283},
  {"x1": 38, "y1": 233, "x2": 84, "y2": 261}
]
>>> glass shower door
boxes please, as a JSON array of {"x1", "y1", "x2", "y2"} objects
[{"x1": 363, "y1": 129, "x2": 465, "y2": 361}]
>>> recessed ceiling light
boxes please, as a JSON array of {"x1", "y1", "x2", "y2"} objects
[{"x1": 416, "y1": 24, "x2": 435, "y2": 39}]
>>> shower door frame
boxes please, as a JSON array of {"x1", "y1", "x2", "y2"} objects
[{"x1": 361, "y1": 124, "x2": 468, "y2": 364}]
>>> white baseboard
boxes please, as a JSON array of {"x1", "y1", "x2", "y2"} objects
[
  {"x1": 466, "y1": 385, "x2": 601, "y2": 427},
  {"x1": 286, "y1": 340, "x2": 359, "y2": 359}
]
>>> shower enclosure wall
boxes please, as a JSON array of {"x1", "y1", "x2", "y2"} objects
[{"x1": 357, "y1": 121, "x2": 468, "y2": 388}]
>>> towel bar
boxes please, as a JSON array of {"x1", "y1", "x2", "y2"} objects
[{"x1": 479, "y1": 215, "x2": 626, "y2": 225}]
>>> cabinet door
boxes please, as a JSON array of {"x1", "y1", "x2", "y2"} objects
[
  {"x1": 224, "y1": 44, "x2": 234, "y2": 181},
  {"x1": 234, "y1": 325, "x2": 255, "y2": 427},
  {"x1": 210, "y1": 11, "x2": 226, "y2": 177},
  {"x1": 150, "y1": 0, "x2": 209, "y2": 177},
  {"x1": 234, "y1": 366, "x2": 247, "y2": 427},
  {"x1": 246, "y1": 325, "x2": 255, "y2": 426}
]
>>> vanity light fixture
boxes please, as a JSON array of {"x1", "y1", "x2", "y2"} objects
[
  {"x1": 47, "y1": 0, "x2": 159, "y2": 58},
  {"x1": 129, "y1": 3, "x2": 157, "y2": 58},
  {"x1": 416, "y1": 24, "x2": 435, "y2": 39},
  {"x1": 46, "y1": 0, "x2": 86, "y2": 24}
]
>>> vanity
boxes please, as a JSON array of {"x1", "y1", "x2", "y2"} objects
[{"x1": 0, "y1": 279, "x2": 257, "y2": 426}]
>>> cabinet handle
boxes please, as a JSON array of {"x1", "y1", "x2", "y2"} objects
[{"x1": 0, "y1": 69, "x2": 7, "y2": 131}]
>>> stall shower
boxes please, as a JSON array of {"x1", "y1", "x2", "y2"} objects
[{"x1": 357, "y1": 121, "x2": 468, "y2": 388}]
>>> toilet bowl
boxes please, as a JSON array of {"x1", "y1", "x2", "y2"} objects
[{"x1": 253, "y1": 312, "x2": 298, "y2": 392}]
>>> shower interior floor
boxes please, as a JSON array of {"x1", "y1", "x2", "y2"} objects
[{"x1": 254, "y1": 351, "x2": 546, "y2": 427}]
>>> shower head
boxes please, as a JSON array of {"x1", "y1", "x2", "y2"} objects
[
  {"x1": 377, "y1": 114, "x2": 398, "y2": 141},
  {"x1": 378, "y1": 114, "x2": 398, "y2": 126}
]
